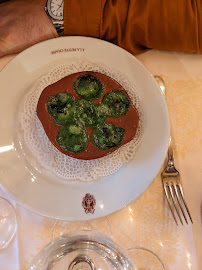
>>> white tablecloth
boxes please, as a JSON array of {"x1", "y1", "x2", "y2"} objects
[{"x1": 0, "y1": 50, "x2": 201, "y2": 270}]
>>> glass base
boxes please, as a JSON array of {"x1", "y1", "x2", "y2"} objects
[
  {"x1": 0, "y1": 197, "x2": 17, "y2": 249},
  {"x1": 30, "y1": 230, "x2": 134, "y2": 270}
]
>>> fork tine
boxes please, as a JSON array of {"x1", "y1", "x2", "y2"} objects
[
  {"x1": 163, "y1": 182, "x2": 178, "y2": 225},
  {"x1": 168, "y1": 184, "x2": 184, "y2": 225},
  {"x1": 173, "y1": 184, "x2": 188, "y2": 224},
  {"x1": 177, "y1": 184, "x2": 193, "y2": 223}
]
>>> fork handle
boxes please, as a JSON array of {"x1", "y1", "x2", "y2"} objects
[{"x1": 168, "y1": 136, "x2": 174, "y2": 167}]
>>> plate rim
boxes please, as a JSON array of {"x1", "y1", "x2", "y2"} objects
[{"x1": 0, "y1": 36, "x2": 170, "y2": 221}]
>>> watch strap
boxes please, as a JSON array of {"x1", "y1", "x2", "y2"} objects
[{"x1": 53, "y1": 20, "x2": 64, "y2": 36}]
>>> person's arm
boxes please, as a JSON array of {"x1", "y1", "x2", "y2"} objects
[
  {"x1": 0, "y1": 0, "x2": 57, "y2": 57},
  {"x1": 64, "y1": 0, "x2": 202, "y2": 55},
  {"x1": 0, "y1": 0, "x2": 201, "y2": 57}
]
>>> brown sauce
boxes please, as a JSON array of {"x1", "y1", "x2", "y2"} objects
[{"x1": 37, "y1": 71, "x2": 139, "y2": 160}]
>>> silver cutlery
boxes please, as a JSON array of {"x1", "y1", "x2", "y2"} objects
[{"x1": 154, "y1": 75, "x2": 193, "y2": 225}]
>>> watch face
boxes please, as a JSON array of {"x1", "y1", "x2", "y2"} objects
[{"x1": 47, "y1": 0, "x2": 64, "y2": 20}]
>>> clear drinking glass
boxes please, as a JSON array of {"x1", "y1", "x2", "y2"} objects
[
  {"x1": 30, "y1": 230, "x2": 165, "y2": 270},
  {"x1": 127, "y1": 247, "x2": 166, "y2": 270},
  {"x1": 30, "y1": 230, "x2": 134, "y2": 270},
  {"x1": 0, "y1": 197, "x2": 17, "y2": 249}
]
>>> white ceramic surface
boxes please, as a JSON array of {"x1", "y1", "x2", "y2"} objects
[{"x1": 0, "y1": 37, "x2": 169, "y2": 221}]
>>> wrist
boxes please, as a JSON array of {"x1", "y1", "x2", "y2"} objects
[
  {"x1": 35, "y1": 0, "x2": 47, "y2": 4},
  {"x1": 32, "y1": 0, "x2": 47, "y2": 8}
]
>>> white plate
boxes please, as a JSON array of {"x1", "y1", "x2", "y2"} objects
[{"x1": 0, "y1": 37, "x2": 169, "y2": 221}]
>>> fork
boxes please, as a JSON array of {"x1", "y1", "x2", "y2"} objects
[{"x1": 154, "y1": 75, "x2": 193, "y2": 225}]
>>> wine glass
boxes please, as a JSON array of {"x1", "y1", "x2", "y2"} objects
[
  {"x1": 127, "y1": 247, "x2": 166, "y2": 270},
  {"x1": 30, "y1": 230, "x2": 134, "y2": 270},
  {"x1": 30, "y1": 230, "x2": 165, "y2": 270},
  {"x1": 0, "y1": 197, "x2": 17, "y2": 249}
]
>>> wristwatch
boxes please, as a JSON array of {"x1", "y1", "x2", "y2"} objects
[{"x1": 46, "y1": 0, "x2": 64, "y2": 36}]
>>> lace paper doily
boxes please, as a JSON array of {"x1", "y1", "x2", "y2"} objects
[{"x1": 20, "y1": 61, "x2": 143, "y2": 182}]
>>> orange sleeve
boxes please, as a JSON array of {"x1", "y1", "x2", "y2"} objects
[{"x1": 64, "y1": 0, "x2": 202, "y2": 55}]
